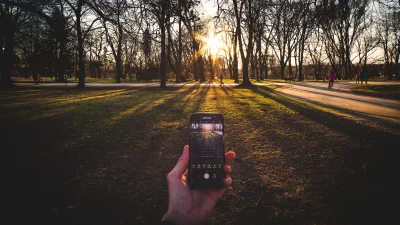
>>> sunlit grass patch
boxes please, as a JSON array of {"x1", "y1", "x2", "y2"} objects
[
  {"x1": 16, "y1": 89, "x2": 40, "y2": 93},
  {"x1": 107, "y1": 101, "x2": 151, "y2": 125},
  {"x1": 29, "y1": 105, "x2": 76, "y2": 120}
]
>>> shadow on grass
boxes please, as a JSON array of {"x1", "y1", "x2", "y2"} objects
[
  {"x1": 247, "y1": 85, "x2": 398, "y2": 224},
  {"x1": 212, "y1": 85, "x2": 279, "y2": 224},
  {"x1": 12, "y1": 84, "x2": 212, "y2": 225}
]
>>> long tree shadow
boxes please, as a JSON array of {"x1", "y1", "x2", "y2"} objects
[
  {"x1": 247, "y1": 85, "x2": 398, "y2": 224},
  {"x1": 12, "y1": 84, "x2": 213, "y2": 225},
  {"x1": 206, "y1": 85, "x2": 282, "y2": 225}
]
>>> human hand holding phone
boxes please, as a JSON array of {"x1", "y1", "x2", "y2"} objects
[{"x1": 162, "y1": 145, "x2": 235, "y2": 225}]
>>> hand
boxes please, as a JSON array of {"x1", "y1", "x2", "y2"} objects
[{"x1": 162, "y1": 145, "x2": 236, "y2": 225}]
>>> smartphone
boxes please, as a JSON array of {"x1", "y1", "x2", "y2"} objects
[{"x1": 188, "y1": 113, "x2": 225, "y2": 189}]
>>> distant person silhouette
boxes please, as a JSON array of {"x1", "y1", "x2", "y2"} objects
[
  {"x1": 355, "y1": 73, "x2": 360, "y2": 84},
  {"x1": 364, "y1": 72, "x2": 369, "y2": 85},
  {"x1": 328, "y1": 71, "x2": 335, "y2": 88}
]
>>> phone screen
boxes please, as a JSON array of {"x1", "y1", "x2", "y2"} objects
[{"x1": 189, "y1": 114, "x2": 224, "y2": 188}]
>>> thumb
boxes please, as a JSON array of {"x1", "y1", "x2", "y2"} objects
[{"x1": 169, "y1": 145, "x2": 189, "y2": 178}]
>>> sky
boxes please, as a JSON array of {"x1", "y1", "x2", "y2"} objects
[
  {"x1": 200, "y1": 0, "x2": 218, "y2": 18},
  {"x1": 198, "y1": 0, "x2": 386, "y2": 65}
]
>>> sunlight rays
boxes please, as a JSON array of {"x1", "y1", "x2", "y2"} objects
[{"x1": 204, "y1": 31, "x2": 222, "y2": 56}]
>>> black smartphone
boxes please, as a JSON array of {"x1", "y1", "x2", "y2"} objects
[{"x1": 188, "y1": 113, "x2": 225, "y2": 189}]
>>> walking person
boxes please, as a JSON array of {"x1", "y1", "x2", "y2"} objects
[
  {"x1": 355, "y1": 73, "x2": 360, "y2": 84},
  {"x1": 64, "y1": 74, "x2": 68, "y2": 86},
  {"x1": 328, "y1": 71, "x2": 335, "y2": 89},
  {"x1": 37, "y1": 74, "x2": 42, "y2": 84},
  {"x1": 364, "y1": 72, "x2": 369, "y2": 85},
  {"x1": 219, "y1": 73, "x2": 224, "y2": 86}
]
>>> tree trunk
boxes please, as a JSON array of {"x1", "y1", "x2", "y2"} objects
[
  {"x1": 345, "y1": 43, "x2": 351, "y2": 80},
  {"x1": 264, "y1": 48, "x2": 268, "y2": 79},
  {"x1": 258, "y1": 35, "x2": 262, "y2": 80},
  {"x1": 280, "y1": 60, "x2": 285, "y2": 79},
  {"x1": 57, "y1": 38, "x2": 66, "y2": 82},
  {"x1": 396, "y1": 39, "x2": 400, "y2": 80},
  {"x1": 251, "y1": 52, "x2": 256, "y2": 80},
  {"x1": 0, "y1": 16, "x2": 15, "y2": 87},
  {"x1": 76, "y1": 7, "x2": 85, "y2": 88},
  {"x1": 298, "y1": 38, "x2": 305, "y2": 81},
  {"x1": 176, "y1": 13, "x2": 182, "y2": 83},
  {"x1": 228, "y1": 53, "x2": 233, "y2": 79},
  {"x1": 242, "y1": 59, "x2": 250, "y2": 85},
  {"x1": 116, "y1": 57, "x2": 122, "y2": 83},
  {"x1": 208, "y1": 54, "x2": 214, "y2": 80},
  {"x1": 115, "y1": 28, "x2": 123, "y2": 83},
  {"x1": 159, "y1": 14, "x2": 167, "y2": 88},
  {"x1": 233, "y1": 29, "x2": 239, "y2": 83},
  {"x1": 288, "y1": 47, "x2": 293, "y2": 78}
]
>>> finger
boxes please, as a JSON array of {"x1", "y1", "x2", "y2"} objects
[
  {"x1": 223, "y1": 165, "x2": 231, "y2": 173},
  {"x1": 169, "y1": 145, "x2": 189, "y2": 178},
  {"x1": 225, "y1": 151, "x2": 236, "y2": 165},
  {"x1": 223, "y1": 176, "x2": 232, "y2": 187}
]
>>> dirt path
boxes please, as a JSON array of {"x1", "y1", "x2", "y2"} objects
[
  {"x1": 272, "y1": 82, "x2": 400, "y2": 125},
  {"x1": 279, "y1": 80, "x2": 400, "y2": 91}
]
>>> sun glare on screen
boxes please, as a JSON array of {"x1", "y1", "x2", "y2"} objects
[{"x1": 202, "y1": 124, "x2": 213, "y2": 132}]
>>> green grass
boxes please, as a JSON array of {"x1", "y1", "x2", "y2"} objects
[
  {"x1": 11, "y1": 77, "x2": 195, "y2": 84},
  {"x1": 1, "y1": 84, "x2": 398, "y2": 225},
  {"x1": 351, "y1": 84, "x2": 400, "y2": 100},
  {"x1": 12, "y1": 76, "x2": 157, "y2": 83}
]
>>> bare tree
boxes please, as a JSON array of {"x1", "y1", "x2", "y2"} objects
[
  {"x1": 267, "y1": 0, "x2": 301, "y2": 79},
  {"x1": 64, "y1": 0, "x2": 101, "y2": 87},
  {"x1": 216, "y1": 0, "x2": 240, "y2": 83},
  {"x1": 138, "y1": 0, "x2": 173, "y2": 87},
  {"x1": 319, "y1": 0, "x2": 370, "y2": 80},
  {"x1": 377, "y1": 0, "x2": 400, "y2": 80}
]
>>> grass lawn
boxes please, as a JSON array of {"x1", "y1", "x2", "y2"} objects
[
  {"x1": 351, "y1": 84, "x2": 400, "y2": 100},
  {"x1": 12, "y1": 76, "x2": 157, "y2": 83},
  {"x1": 2, "y1": 84, "x2": 397, "y2": 224}
]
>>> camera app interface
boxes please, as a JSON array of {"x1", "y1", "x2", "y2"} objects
[{"x1": 190, "y1": 120, "x2": 224, "y2": 173}]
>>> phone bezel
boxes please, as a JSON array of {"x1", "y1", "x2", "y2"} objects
[{"x1": 188, "y1": 112, "x2": 225, "y2": 189}]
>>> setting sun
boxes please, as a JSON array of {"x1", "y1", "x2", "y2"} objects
[{"x1": 204, "y1": 31, "x2": 222, "y2": 56}]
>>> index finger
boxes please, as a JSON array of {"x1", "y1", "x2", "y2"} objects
[{"x1": 225, "y1": 151, "x2": 235, "y2": 165}]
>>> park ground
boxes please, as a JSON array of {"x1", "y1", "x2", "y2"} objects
[{"x1": 2, "y1": 81, "x2": 399, "y2": 225}]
